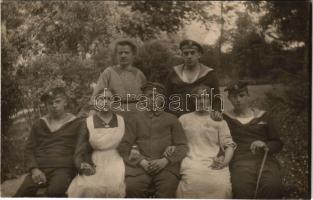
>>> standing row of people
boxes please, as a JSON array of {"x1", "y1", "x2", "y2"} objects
[{"x1": 15, "y1": 39, "x2": 283, "y2": 198}]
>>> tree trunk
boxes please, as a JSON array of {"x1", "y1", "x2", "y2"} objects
[
  {"x1": 219, "y1": 2, "x2": 224, "y2": 74},
  {"x1": 302, "y1": 3, "x2": 310, "y2": 79}
]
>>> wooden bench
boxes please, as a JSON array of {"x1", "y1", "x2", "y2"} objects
[{"x1": 35, "y1": 183, "x2": 295, "y2": 198}]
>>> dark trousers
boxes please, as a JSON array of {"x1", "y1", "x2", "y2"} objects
[
  {"x1": 125, "y1": 170, "x2": 179, "y2": 198},
  {"x1": 231, "y1": 159, "x2": 283, "y2": 199},
  {"x1": 14, "y1": 167, "x2": 76, "y2": 197}
]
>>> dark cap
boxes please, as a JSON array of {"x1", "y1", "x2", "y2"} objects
[
  {"x1": 179, "y1": 39, "x2": 203, "y2": 54},
  {"x1": 141, "y1": 82, "x2": 167, "y2": 95},
  {"x1": 40, "y1": 87, "x2": 67, "y2": 103},
  {"x1": 224, "y1": 80, "x2": 249, "y2": 94}
]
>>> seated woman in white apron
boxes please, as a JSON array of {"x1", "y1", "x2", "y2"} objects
[{"x1": 67, "y1": 89, "x2": 126, "y2": 198}]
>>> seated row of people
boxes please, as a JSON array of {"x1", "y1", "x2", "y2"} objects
[{"x1": 15, "y1": 80, "x2": 283, "y2": 198}]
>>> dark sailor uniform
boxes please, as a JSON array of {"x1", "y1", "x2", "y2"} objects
[{"x1": 224, "y1": 109, "x2": 284, "y2": 198}]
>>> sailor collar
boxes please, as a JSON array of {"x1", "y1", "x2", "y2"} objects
[
  {"x1": 224, "y1": 108, "x2": 266, "y2": 125},
  {"x1": 41, "y1": 113, "x2": 77, "y2": 133},
  {"x1": 173, "y1": 63, "x2": 214, "y2": 83}
]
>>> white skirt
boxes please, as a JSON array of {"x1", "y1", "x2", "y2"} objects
[
  {"x1": 67, "y1": 149, "x2": 126, "y2": 198},
  {"x1": 176, "y1": 158, "x2": 232, "y2": 199}
]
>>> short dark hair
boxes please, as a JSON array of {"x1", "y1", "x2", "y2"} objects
[
  {"x1": 114, "y1": 39, "x2": 137, "y2": 55},
  {"x1": 94, "y1": 88, "x2": 113, "y2": 97},
  {"x1": 141, "y1": 82, "x2": 167, "y2": 96},
  {"x1": 40, "y1": 87, "x2": 68, "y2": 103}
]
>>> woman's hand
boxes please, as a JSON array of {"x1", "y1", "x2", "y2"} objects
[
  {"x1": 31, "y1": 168, "x2": 47, "y2": 185},
  {"x1": 210, "y1": 111, "x2": 223, "y2": 121},
  {"x1": 129, "y1": 148, "x2": 141, "y2": 161},
  {"x1": 80, "y1": 162, "x2": 96, "y2": 176},
  {"x1": 211, "y1": 156, "x2": 228, "y2": 170},
  {"x1": 163, "y1": 146, "x2": 176, "y2": 157}
]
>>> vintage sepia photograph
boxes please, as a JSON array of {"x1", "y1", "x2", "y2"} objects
[{"x1": 1, "y1": 1, "x2": 311, "y2": 199}]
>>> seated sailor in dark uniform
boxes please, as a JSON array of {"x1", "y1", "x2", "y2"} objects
[
  {"x1": 15, "y1": 87, "x2": 93, "y2": 197},
  {"x1": 223, "y1": 80, "x2": 284, "y2": 199}
]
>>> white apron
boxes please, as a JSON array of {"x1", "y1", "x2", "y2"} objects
[{"x1": 67, "y1": 114, "x2": 126, "y2": 198}]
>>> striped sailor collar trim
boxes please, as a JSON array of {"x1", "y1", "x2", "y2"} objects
[
  {"x1": 173, "y1": 63, "x2": 214, "y2": 83},
  {"x1": 224, "y1": 108, "x2": 266, "y2": 123},
  {"x1": 41, "y1": 113, "x2": 77, "y2": 133}
]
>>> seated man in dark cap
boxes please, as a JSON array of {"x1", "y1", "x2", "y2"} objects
[
  {"x1": 166, "y1": 39, "x2": 222, "y2": 117},
  {"x1": 117, "y1": 82, "x2": 187, "y2": 198},
  {"x1": 223, "y1": 80, "x2": 283, "y2": 198},
  {"x1": 15, "y1": 87, "x2": 94, "y2": 197}
]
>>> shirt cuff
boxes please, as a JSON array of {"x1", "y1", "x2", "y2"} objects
[
  {"x1": 164, "y1": 154, "x2": 174, "y2": 164},
  {"x1": 222, "y1": 142, "x2": 237, "y2": 151}
]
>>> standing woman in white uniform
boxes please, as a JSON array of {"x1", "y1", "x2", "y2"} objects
[
  {"x1": 67, "y1": 89, "x2": 126, "y2": 197},
  {"x1": 176, "y1": 84, "x2": 236, "y2": 198}
]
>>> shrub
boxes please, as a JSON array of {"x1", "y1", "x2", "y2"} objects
[
  {"x1": 265, "y1": 72, "x2": 309, "y2": 198},
  {"x1": 134, "y1": 39, "x2": 182, "y2": 82}
]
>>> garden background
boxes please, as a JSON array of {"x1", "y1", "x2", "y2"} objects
[{"x1": 1, "y1": 1, "x2": 311, "y2": 198}]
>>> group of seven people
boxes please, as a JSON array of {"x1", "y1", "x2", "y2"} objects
[{"x1": 14, "y1": 39, "x2": 284, "y2": 199}]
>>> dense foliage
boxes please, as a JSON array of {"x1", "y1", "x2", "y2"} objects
[{"x1": 265, "y1": 74, "x2": 309, "y2": 198}]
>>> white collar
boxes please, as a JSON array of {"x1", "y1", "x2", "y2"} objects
[
  {"x1": 173, "y1": 63, "x2": 214, "y2": 83},
  {"x1": 224, "y1": 108, "x2": 266, "y2": 121},
  {"x1": 41, "y1": 113, "x2": 76, "y2": 132}
]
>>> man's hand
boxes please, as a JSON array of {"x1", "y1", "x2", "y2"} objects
[
  {"x1": 80, "y1": 162, "x2": 96, "y2": 176},
  {"x1": 210, "y1": 111, "x2": 223, "y2": 121},
  {"x1": 250, "y1": 140, "x2": 268, "y2": 154},
  {"x1": 163, "y1": 146, "x2": 176, "y2": 157},
  {"x1": 148, "y1": 158, "x2": 169, "y2": 175},
  {"x1": 211, "y1": 156, "x2": 228, "y2": 170},
  {"x1": 139, "y1": 159, "x2": 151, "y2": 172},
  {"x1": 31, "y1": 168, "x2": 47, "y2": 185}
]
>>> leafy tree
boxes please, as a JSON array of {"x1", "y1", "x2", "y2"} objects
[
  {"x1": 249, "y1": 1, "x2": 311, "y2": 75},
  {"x1": 1, "y1": 16, "x2": 23, "y2": 182},
  {"x1": 230, "y1": 13, "x2": 271, "y2": 79},
  {"x1": 245, "y1": 2, "x2": 310, "y2": 198},
  {"x1": 134, "y1": 40, "x2": 181, "y2": 82},
  {"x1": 11, "y1": 1, "x2": 119, "y2": 55},
  {"x1": 16, "y1": 54, "x2": 101, "y2": 115},
  {"x1": 118, "y1": 1, "x2": 213, "y2": 40},
  {"x1": 1, "y1": 36, "x2": 22, "y2": 130}
]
